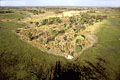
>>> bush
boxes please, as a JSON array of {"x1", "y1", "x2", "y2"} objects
[
  {"x1": 75, "y1": 45, "x2": 82, "y2": 52},
  {"x1": 56, "y1": 17, "x2": 62, "y2": 23},
  {"x1": 46, "y1": 47, "x2": 50, "y2": 50},
  {"x1": 41, "y1": 17, "x2": 62, "y2": 25},
  {"x1": 28, "y1": 32, "x2": 33, "y2": 41},
  {"x1": 33, "y1": 36, "x2": 38, "y2": 40},
  {"x1": 76, "y1": 35, "x2": 85, "y2": 40},
  {"x1": 69, "y1": 17, "x2": 75, "y2": 24},
  {"x1": 50, "y1": 29, "x2": 59, "y2": 35},
  {"x1": 81, "y1": 26, "x2": 86, "y2": 30},
  {"x1": 35, "y1": 22, "x2": 39, "y2": 26},
  {"x1": 64, "y1": 24, "x2": 66, "y2": 27},
  {"x1": 41, "y1": 19, "x2": 48, "y2": 25}
]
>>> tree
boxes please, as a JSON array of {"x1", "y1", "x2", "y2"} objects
[
  {"x1": 35, "y1": 22, "x2": 39, "y2": 27},
  {"x1": 75, "y1": 45, "x2": 82, "y2": 52},
  {"x1": 41, "y1": 19, "x2": 48, "y2": 25}
]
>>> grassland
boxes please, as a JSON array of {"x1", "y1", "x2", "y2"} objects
[
  {"x1": 76, "y1": 10, "x2": 120, "y2": 79},
  {"x1": 0, "y1": 7, "x2": 120, "y2": 80}
]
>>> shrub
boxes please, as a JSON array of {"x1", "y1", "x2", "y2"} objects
[
  {"x1": 75, "y1": 45, "x2": 82, "y2": 52},
  {"x1": 41, "y1": 19, "x2": 48, "y2": 25},
  {"x1": 33, "y1": 36, "x2": 38, "y2": 40},
  {"x1": 28, "y1": 32, "x2": 33, "y2": 41},
  {"x1": 81, "y1": 26, "x2": 86, "y2": 30},
  {"x1": 33, "y1": 10, "x2": 39, "y2": 15},
  {"x1": 56, "y1": 17, "x2": 62, "y2": 23},
  {"x1": 50, "y1": 29, "x2": 59, "y2": 35},
  {"x1": 64, "y1": 24, "x2": 66, "y2": 27},
  {"x1": 35, "y1": 22, "x2": 39, "y2": 26},
  {"x1": 46, "y1": 47, "x2": 50, "y2": 50},
  {"x1": 69, "y1": 17, "x2": 75, "y2": 24},
  {"x1": 48, "y1": 19, "x2": 54, "y2": 24},
  {"x1": 39, "y1": 10, "x2": 45, "y2": 13},
  {"x1": 76, "y1": 35, "x2": 85, "y2": 40}
]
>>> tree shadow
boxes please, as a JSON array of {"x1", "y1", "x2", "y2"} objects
[{"x1": 53, "y1": 58, "x2": 110, "y2": 80}]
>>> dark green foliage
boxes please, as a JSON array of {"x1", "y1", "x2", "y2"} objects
[
  {"x1": 69, "y1": 16, "x2": 75, "y2": 24},
  {"x1": 32, "y1": 10, "x2": 39, "y2": 15},
  {"x1": 41, "y1": 19, "x2": 48, "y2": 25},
  {"x1": 28, "y1": 32, "x2": 33, "y2": 40},
  {"x1": 35, "y1": 22, "x2": 39, "y2": 26},
  {"x1": 41, "y1": 17, "x2": 62, "y2": 25},
  {"x1": 33, "y1": 36, "x2": 39, "y2": 40},
  {"x1": 64, "y1": 24, "x2": 66, "y2": 27},
  {"x1": 0, "y1": 10, "x2": 14, "y2": 13},
  {"x1": 28, "y1": 32, "x2": 38, "y2": 41},
  {"x1": 50, "y1": 29, "x2": 59, "y2": 35},
  {"x1": 69, "y1": 14, "x2": 107, "y2": 31},
  {"x1": 28, "y1": 10, "x2": 45, "y2": 15}
]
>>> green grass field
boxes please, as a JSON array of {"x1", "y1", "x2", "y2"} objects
[
  {"x1": 0, "y1": 21, "x2": 67, "y2": 80},
  {"x1": 0, "y1": 9, "x2": 120, "y2": 80},
  {"x1": 75, "y1": 11, "x2": 120, "y2": 79}
]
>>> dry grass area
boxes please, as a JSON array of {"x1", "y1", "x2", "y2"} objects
[{"x1": 15, "y1": 9, "x2": 107, "y2": 59}]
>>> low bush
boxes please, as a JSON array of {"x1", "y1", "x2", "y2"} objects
[
  {"x1": 75, "y1": 45, "x2": 82, "y2": 52},
  {"x1": 41, "y1": 19, "x2": 48, "y2": 25},
  {"x1": 28, "y1": 32, "x2": 33, "y2": 41},
  {"x1": 76, "y1": 35, "x2": 85, "y2": 40},
  {"x1": 35, "y1": 22, "x2": 39, "y2": 26}
]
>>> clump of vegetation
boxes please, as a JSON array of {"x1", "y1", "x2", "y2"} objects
[
  {"x1": 35, "y1": 22, "x2": 39, "y2": 27},
  {"x1": 28, "y1": 32, "x2": 38, "y2": 41},
  {"x1": 81, "y1": 25, "x2": 86, "y2": 30},
  {"x1": 28, "y1": 10, "x2": 45, "y2": 15},
  {"x1": 41, "y1": 17, "x2": 62, "y2": 25},
  {"x1": 76, "y1": 35, "x2": 85, "y2": 40},
  {"x1": 46, "y1": 47, "x2": 50, "y2": 50},
  {"x1": 64, "y1": 24, "x2": 66, "y2": 27},
  {"x1": 54, "y1": 10, "x2": 63, "y2": 14},
  {"x1": 50, "y1": 29, "x2": 59, "y2": 35},
  {"x1": 55, "y1": 17, "x2": 62, "y2": 23},
  {"x1": 0, "y1": 10, "x2": 14, "y2": 13},
  {"x1": 28, "y1": 32, "x2": 33, "y2": 41},
  {"x1": 75, "y1": 45, "x2": 82, "y2": 52},
  {"x1": 41, "y1": 19, "x2": 48, "y2": 25},
  {"x1": 69, "y1": 16, "x2": 76, "y2": 24}
]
